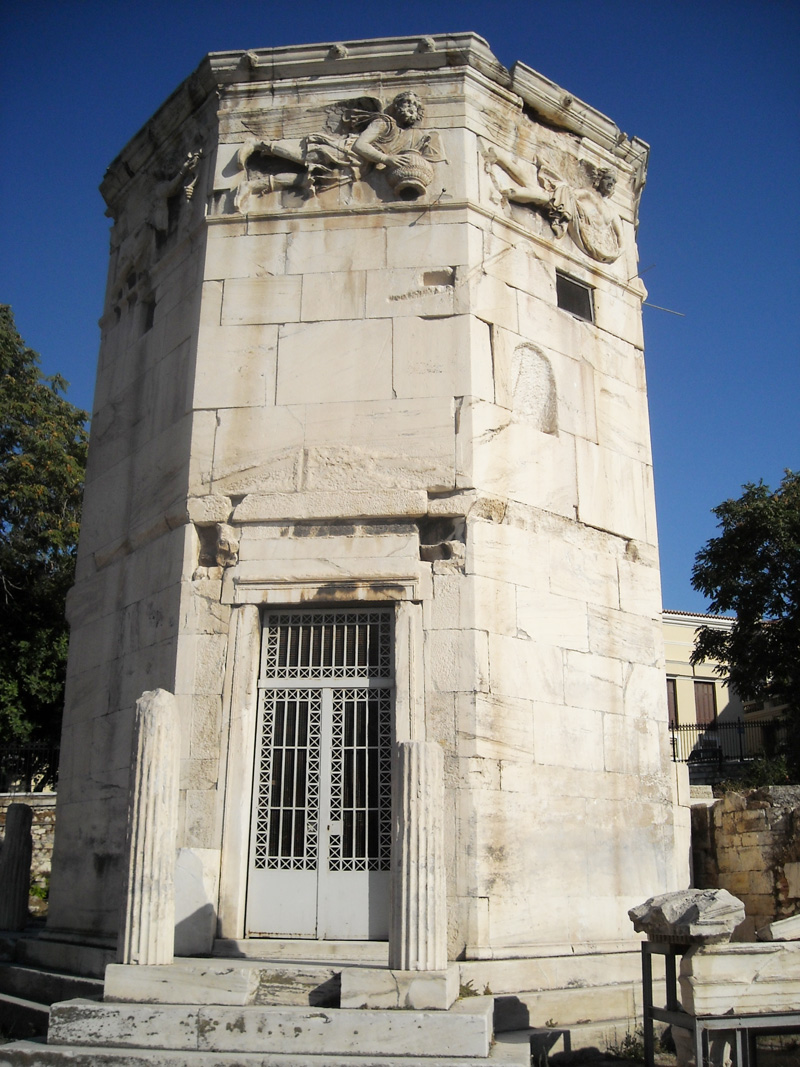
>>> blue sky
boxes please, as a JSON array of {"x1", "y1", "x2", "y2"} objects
[{"x1": 1, "y1": 1, "x2": 797, "y2": 612}]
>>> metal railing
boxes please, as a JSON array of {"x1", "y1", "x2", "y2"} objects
[
  {"x1": 0, "y1": 742, "x2": 60, "y2": 793},
  {"x1": 669, "y1": 718, "x2": 787, "y2": 764}
]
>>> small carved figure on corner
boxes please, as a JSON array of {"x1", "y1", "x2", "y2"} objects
[
  {"x1": 192, "y1": 522, "x2": 239, "y2": 580},
  {"x1": 486, "y1": 144, "x2": 624, "y2": 263},
  {"x1": 214, "y1": 523, "x2": 239, "y2": 569},
  {"x1": 235, "y1": 91, "x2": 446, "y2": 210},
  {"x1": 150, "y1": 150, "x2": 203, "y2": 233},
  {"x1": 110, "y1": 149, "x2": 203, "y2": 297}
]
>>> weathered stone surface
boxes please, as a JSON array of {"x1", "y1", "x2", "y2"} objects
[
  {"x1": 693, "y1": 786, "x2": 800, "y2": 938},
  {"x1": 173, "y1": 848, "x2": 219, "y2": 956},
  {"x1": 0, "y1": 1029, "x2": 531, "y2": 1065},
  {"x1": 221, "y1": 277, "x2": 302, "y2": 326},
  {"x1": 629, "y1": 888, "x2": 745, "y2": 943},
  {"x1": 276, "y1": 319, "x2": 393, "y2": 405},
  {"x1": 13, "y1": 938, "x2": 114, "y2": 979},
  {"x1": 104, "y1": 960, "x2": 257, "y2": 1005},
  {"x1": 232, "y1": 489, "x2": 428, "y2": 523},
  {"x1": 48, "y1": 1000, "x2": 199, "y2": 1050},
  {"x1": 105, "y1": 957, "x2": 341, "y2": 1008},
  {"x1": 47, "y1": 999, "x2": 493, "y2": 1057}
]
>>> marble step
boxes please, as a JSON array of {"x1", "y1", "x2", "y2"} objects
[
  {"x1": 104, "y1": 959, "x2": 340, "y2": 1007},
  {"x1": 0, "y1": 991, "x2": 50, "y2": 1040},
  {"x1": 12, "y1": 937, "x2": 114, "y2": 980},
  {"x1": 459, "y1": 951, "x2": 642, "y2": 996},
  {"x1": 493, "y1": 982, "x2": 638, "y2": 1031},
  {"x1": 47, "y1": 998, "x2": 494, "y2": 1057},
  {"x1": 213, "y1": 938, "x2": 389, "y2": 963},
  {"x1": 0, "y1": 1029, "x2": 531, "y2": 1066},
  {"x1": 0, "y1": 963, "x2": 103, "y2": 1006}
]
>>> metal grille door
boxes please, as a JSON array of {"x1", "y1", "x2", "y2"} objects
[{"x1": 246, "y1": 609, "x2": 393, "y2": 939}]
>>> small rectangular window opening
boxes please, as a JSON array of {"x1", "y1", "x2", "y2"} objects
[
  {"x1": 556, "y1": 271, "x2": 594, "y2": 322},
  {"x1": 666, "y1": 678, "x2": 678, "y2": 727},
  {"x1": 694, "y1": 680, "x2": 718, "y2": 726},
  {"x1": 142, "y1": 298, "x2": 156, "y2": 334}
]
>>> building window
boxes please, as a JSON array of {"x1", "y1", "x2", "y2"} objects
[
  {"x1": 666, "y1": 678, "x2": 677, "y2": 726},
  {"x1": 694, "y1": 680, "x2": 717, "y2": 725},
  {"x1": 556, "y1": 271, "x2": 594, "y2": 322}
]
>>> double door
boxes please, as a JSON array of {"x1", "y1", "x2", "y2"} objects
[{"x1": 245, "y1": 608, "x2": 393, "y2": 939}]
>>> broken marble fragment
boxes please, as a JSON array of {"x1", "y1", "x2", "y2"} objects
[{"x1": 629, "y1": 888, "x2": 745, "y2": 943}]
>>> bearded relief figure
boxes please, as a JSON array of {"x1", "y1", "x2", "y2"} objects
[
  {"x1": 235, "y1": 91, "x2": 446, "y2": 210},
  {"x1": 487, "y1": 145, "x2": 624, "y2": 264},
  {"x1": 550, "y1": 164, "x2": 624, "y2": 264}
]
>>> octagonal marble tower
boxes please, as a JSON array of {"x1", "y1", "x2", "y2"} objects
[{"x1": 46, "y1": 34, "x2": 688, "y2": 1010}]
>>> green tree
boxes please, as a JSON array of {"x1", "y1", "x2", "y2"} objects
[
  {"x1": 0, "y1": 305, "x2": 88, "y2": 768},
  {"x1": 691, "y1": 470, "x2": 800, "y2": 771}
]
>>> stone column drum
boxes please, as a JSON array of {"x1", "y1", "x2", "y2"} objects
[
  {"x1": 390, "y1": 741, "x2": 447, "y2": 971},
  {"x1": 118, "y1": 689, "x2": 180, "y2": 965},
  {"x1": 0, "y1": 803, "x2": 33, "y2": 930}
]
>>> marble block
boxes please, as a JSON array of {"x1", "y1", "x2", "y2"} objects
[
  {"x1": 758, "y1": 912, "x2": 800, "y2": 941},
  {"x1": 339, "y1": 964, "x2": 459, "y2": 1009}
]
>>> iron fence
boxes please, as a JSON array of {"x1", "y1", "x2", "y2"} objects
[
  {"x1": 0, "y1": 742, "x2": 60, "y2": 793},
  {"x1": 669, "y1": 718, "x2": 787, "y2": 764}
]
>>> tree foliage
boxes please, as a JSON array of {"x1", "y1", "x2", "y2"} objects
[
  {"x1": 691, "y1": 471, "x2": 800, "y2": 766},
  {"x1": 0, "y1": 305, "x2": 88, "y2": 751}
]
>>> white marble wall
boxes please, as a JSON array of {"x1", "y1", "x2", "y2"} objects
[{"x1": 49, "y1": 35, "x2": 683, "y2": 960}]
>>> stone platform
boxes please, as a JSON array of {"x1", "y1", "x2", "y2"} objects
[
  {"x1": 48, "y1": 998, "x2": 494, "y2": 1057},
  {"x1": 0, "y1": 945, "x2": 650, "y2": 1063},
  {"x1": 0, "y1": 997, "x2": 533, "y2": 1066},
  {"x1": 2, "y1": 1033, "x2": 530, "y2": 1067}
]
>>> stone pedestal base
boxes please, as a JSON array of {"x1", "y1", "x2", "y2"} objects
[{"x1": 679, "y1": 941, "x2": 800, "y2": 1014}]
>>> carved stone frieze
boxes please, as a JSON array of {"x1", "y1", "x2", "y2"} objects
[
  {"x1": 235, "y1": 91, "x2": 446, "y2": 211},
  {"x1": 484, "y1": 139, "x2": 624, "y2": 263}
]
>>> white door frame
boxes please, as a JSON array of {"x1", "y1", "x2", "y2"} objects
[
  {"x1": 246, "y1": 607, "x2": 393, "y2": 939},
  {"x1": 217, "y1": 581, "x2": 424, "y2": 942}
]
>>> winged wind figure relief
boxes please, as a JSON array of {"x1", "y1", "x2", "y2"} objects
[{"x1": 235, "y1": 92, "x2": 446, "y2": 209}]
